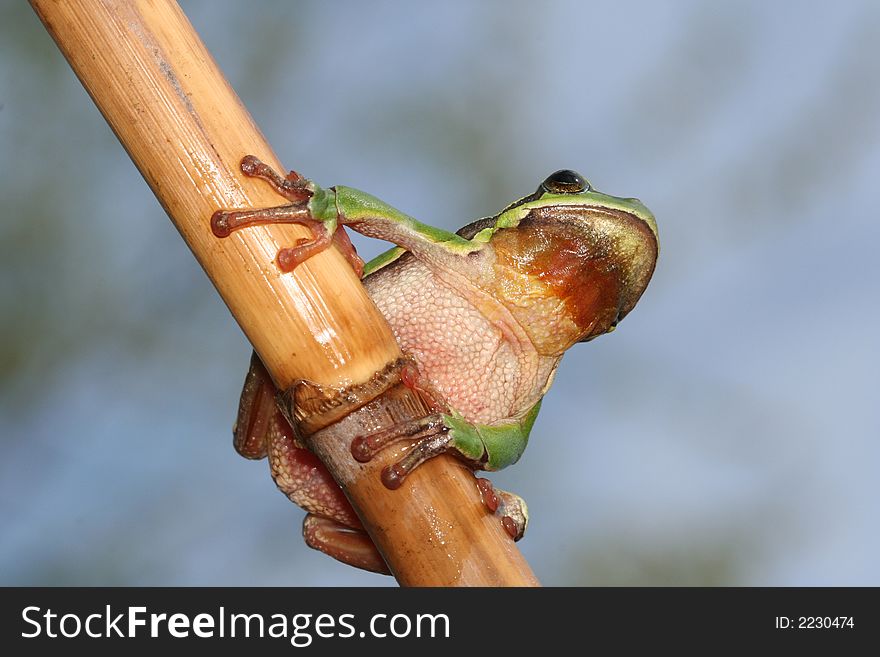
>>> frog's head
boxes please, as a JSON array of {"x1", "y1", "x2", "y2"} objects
[{"x1": 481, "y1": 170, "x2": 659, "y2": 354}]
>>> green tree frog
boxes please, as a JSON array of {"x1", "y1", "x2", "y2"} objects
[{"x1": 212, "y1": 156, "x2": 658, "y2": 574}]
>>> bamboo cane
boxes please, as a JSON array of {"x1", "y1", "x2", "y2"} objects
[{"x1": 31, "y1": 0, "x2": 539, "y2": 587}]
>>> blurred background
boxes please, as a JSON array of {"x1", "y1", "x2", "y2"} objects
[{"x1": 1, "y1": 0, "x2": 878, "y2": 586}]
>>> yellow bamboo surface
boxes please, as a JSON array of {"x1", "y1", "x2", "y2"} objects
[{"x1": 32, "y1": 0, "x2": 539, "y2": 586}]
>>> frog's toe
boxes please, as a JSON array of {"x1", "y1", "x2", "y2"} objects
[
  {"x1": 239, "y1": 155, "x2": 312, "y2": 203},
  {"x1": 302, "y1": 514, "x2": 390, "y2": 575},
  {"x1": 495, "y1": 488, "x2": 529, "y2": 541},
  {"x1": 276, "y1": 220, "x2": 334, "y2": 272},
  {"x1": 474, "y1": 479, "x2": 528, "y2": 540},
  {"x1": 475, "y1": 477, "x2": 499, "y2": 512}
]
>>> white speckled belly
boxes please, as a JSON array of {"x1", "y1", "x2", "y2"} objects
[{"x1": 364, "y1": 254, "x2": 551, "y2": 425}]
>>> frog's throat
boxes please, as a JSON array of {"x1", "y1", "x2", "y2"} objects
[{"x1": 426, "y1": 264, "x2": 542, "y2": 411}]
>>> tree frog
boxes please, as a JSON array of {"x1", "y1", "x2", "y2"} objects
[{"x1": 212, "y1": 156, "x2": 658, "y2": 574}]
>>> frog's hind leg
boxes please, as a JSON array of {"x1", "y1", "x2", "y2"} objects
[
  {"x1": 302, "y1": 515, "x2": 390, "y2": 575},
  {"x1": 266, "y1": 401, "x2": 389, "y2": 574},
  {"x1": 235, "y1": 353, "x2": 389, "y2": 574}
]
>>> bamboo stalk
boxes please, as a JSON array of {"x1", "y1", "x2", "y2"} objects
[{"x1": 32, "y1": 0, "x2": 539, "y2": 586}]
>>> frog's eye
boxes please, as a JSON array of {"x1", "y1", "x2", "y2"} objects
[{"x1": 541, "y1": 170, "x2": 591, "y2": 194}]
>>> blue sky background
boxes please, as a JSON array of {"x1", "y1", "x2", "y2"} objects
[{"x1": 1, "y1": 0, "x2": 878, "y2": 585}]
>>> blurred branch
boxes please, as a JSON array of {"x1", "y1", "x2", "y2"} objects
[{"x1": 31, "y1": 0, "x2": 538, "y2": 586}]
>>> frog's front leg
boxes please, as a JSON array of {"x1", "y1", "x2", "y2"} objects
[
  {"x1": 350, "y1": 403, "x2": 539, "y2": 540},
  {"x1": 234, "y1": 353, "x2": 390, "y2": 574},
  {"x1": 211, "y1": 156, "x2": 365, "y2": 276},
  {"x1": 211, "y1": 155, "x2": 480, "y2": 276}
]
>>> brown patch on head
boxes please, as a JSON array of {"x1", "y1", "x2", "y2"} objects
[{"x1": 490, "y1": 205, "x2": 657, "y2": 349}]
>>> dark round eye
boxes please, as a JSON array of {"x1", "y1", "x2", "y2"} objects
[{"x1": 541, "y1": 169, "x2": 590, "y2": 194}]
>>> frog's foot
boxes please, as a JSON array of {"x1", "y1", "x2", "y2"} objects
[
  {"x1": 302, "y1": 515, "x2": 390, "y2": 575},
  {"x1": 211, "y1": 155, "x2": 364, "y2": 276},
  {"x1": 476, "y1": 478, "x2": 529, "y2": 541},
  {"x1": 350, "y1": 413, "x2": 458, "y2": 490},
  {"x1": 351, "y1": 420, "x2": 529, "y2": 539}
]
